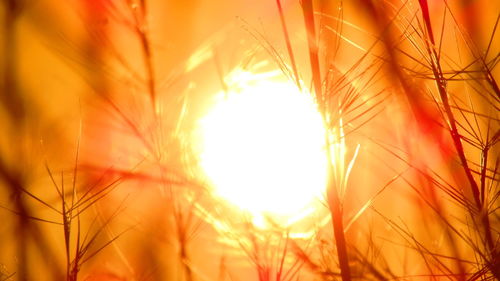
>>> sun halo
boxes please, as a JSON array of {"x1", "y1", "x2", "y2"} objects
[{"x1": 198, "y1": 70, "x2": 328, "y2": 228}]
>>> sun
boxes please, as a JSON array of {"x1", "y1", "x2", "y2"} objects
[{"x1": 198, "y1": 69, "x2": 328, "y2": 228}]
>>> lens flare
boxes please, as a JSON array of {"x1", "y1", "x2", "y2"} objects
[{"x1": 198, "y1": 69, "x2": 328, "y2": 228}]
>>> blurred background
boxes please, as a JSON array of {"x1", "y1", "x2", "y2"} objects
[{"x1": 0, "y1": 0, "x2": 499, "y2": 280}]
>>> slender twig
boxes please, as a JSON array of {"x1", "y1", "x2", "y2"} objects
[{"x1": 276, "y1": 0, "x2": 301, "y2": 90}]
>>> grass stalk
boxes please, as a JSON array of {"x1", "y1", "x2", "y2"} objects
[
  {"x1": 301, "y1": 2, "x2": 352, "y2": 280},
  {"x1": 1, "y1": 1, "x2": 28, "y2": 280},
  {"x1": 417, "y1": 1, "x2": 499, "y2": 278},
  {"x1": 2, "y1": 0, "x2": 498, "y2": 280},
  {"x1": 275, "y1": 0, "x2": 301, "y2": 90},
  {"x1": 301, "y1": 0, "x2": 322, "y2": 105},
  {"x1": 326, "y1": 153, "x2": 352, "y2": 281},
  {"x1": 1, "y1": 0, "x2": 24, "y2": 120},
  {"x1": 130, "y1": 0, "x2": 157, "y2": 108},
  {"x1": 418, "y1": 0, "x2": 482, "y2": 208},
  {"x1": 174, "y1": 205, "x2": 194, "y2": 281}
]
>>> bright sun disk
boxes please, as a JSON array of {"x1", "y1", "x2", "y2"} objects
[{"x1": 199, "y1": 70, "x2": 328, "y2": 228}]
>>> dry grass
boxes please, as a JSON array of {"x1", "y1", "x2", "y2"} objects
[{"x1": 0, "y1": 0, "x2": 498, "y2": 280}]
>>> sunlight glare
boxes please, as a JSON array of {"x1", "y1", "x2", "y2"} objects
[{"x1": 199, "y1": 70, "x2": 328, "y2": 228}]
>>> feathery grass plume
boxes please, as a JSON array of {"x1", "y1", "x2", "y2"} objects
[
  {"x1": 1, "y1": 0, "x2": 498, "y2": 280},
  {"x1": 356, "y1": 0, "x2": 499, "y2": 279}
]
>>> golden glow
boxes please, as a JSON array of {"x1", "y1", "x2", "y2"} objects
[{"x1": 198, "y1": 69, "x2": 328, "y2": 228}]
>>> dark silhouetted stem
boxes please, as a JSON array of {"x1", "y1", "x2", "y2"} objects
[
  {"x1": 327, "y1": 165, "x2": 352, "y2": 281},
  {"x1": 301, "y1": 0, "x2": 322, "y2": 106},
  {"x1": 301, "y1": 1, "x2": 351, "y2": 280},
  {"x1": 418, "y1": 1, "x2": 498, "y2": 279},
  {"x1": 276, "y1": 0, "x2": 301, "y2": 90}
]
